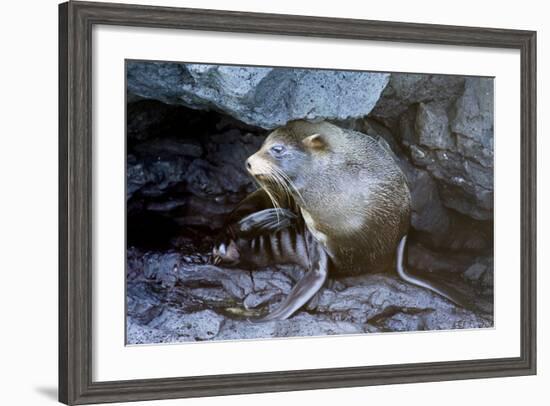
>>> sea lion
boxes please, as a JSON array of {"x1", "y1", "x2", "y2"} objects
[{"x1": 212, "y1": 120, "x2": 461, "y2": 320}]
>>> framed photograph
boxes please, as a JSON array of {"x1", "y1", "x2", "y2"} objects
[{"x1": 59, "y1": 1, "x2": 536, "y2": 404}]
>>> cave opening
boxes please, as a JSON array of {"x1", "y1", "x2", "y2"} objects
[{"x1": 126, "y1": 99, "x2": 268, "y2": 253}]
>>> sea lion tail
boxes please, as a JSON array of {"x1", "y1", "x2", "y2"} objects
[{"x1": 396, "y1": 235, "x2": 465, "y2": 307}]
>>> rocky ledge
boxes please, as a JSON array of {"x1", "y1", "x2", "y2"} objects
[{"x1": 127, "y1": 247, "x2": 492, "y2": 344}]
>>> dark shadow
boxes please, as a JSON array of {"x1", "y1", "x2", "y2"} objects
[{"x1": 34, "y1": 386, "x2": 58, "y2": 402}]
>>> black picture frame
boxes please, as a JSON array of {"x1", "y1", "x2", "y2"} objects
[{"x1": 59, "y1": 1, "x2": 537, "y2": 404}]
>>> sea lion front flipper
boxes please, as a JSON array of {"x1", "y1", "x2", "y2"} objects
[
  {"x1": 254, "y1": 240, "x2": 329, "y2": 322},
  {"x1": 237, "y1": 208, "x2": 297, "y2": 236},
  {"x1": 212, "y1": 208, "x2": 298, "y2": 265},
  {"x1": 224, "y1": 189, "x2": 275, "y2": 227}
]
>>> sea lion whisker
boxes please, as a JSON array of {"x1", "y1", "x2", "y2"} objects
[
  {"x1": 270, "y1": 169, "x2": 293, "y2": 209},
  {"x1": 260, "y1": 162, "x2": 288, "y2": 202},
  {"x1": 256, "y1": 173, "x2": 284, "y2": 224},
  {"x1": 272, "y1": 166, "x2": 305, "y2": 206},
  {"x1": 279, "y1": 173, "x2": 294, "y2": 206}
]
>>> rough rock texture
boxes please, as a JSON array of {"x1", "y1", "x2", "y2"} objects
[
  {"x1": 127, "y1": 107, "x2": 266, "y2": 237},
  {"x1": 127, "y1": 248, "x2": 492, "y2": 344},
  {"x1": 125, "y1": 64, "x2": 494, "y2": 344},
  {"x1": 371, "y1": 75, "x2": 494, "y2": 221},
  {"x1": 127, "y1": 62, "x2": 390, "y2": 129},
  {"x1": 337, "y1": 116, "x2": 492, "y2": 252}
]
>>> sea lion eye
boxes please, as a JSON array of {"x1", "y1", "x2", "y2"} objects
[{"x1": 270, "y1": 144, "x2": 286, "y2": 156}]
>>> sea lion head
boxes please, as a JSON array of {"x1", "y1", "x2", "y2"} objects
[{"x1": 245, "y1": 120, "x2": 341, "y2": 207}]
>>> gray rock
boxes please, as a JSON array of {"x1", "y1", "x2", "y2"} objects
[
  {"x1": 407, "y1": 167, "x2": 451, "y2": 239},
  {"x1": 464, "y1": 258, "x2": 494, "y2": 289},
  {"x1": 415, "y1": 102, "x2": 454, "y2": 149},
  {"x1": 371, "y1": 73, "x2": 465, "y2": 121},
  {"x1": 126, "y1": 249, "x2": 493, "y2": 344},
  {"x1": 127, "y1": 153, "x2": 191, "y2": 199},
  {"x1": 145, "y1": 309, "x2": 225, "y2": 341},
  {"x1": 407, "y1": 242, "x2": 469, "y2": 274},
  {"x1": 243, "y1": 291, "x2": 281, "y2": 309},
  {"x1": 127, "y1": 62, "x2": 390, "y2": 129},
  {"x1": 142, "y1": 251, "x2": 181, "y2": 288},
  {"x1": 127, "y1": 319, "x2": 179, "y2": 345},
  {"x1": 363, "y1": 120, "x2": 490, "y2": 251},
  {"x1": 464, "y1": 262, "x2": 487, "y2": 281},
  {"x1": 127, "y1": 126, "x2": 265, "y2": 232},
  {"x1": 371, "y1": 74, "x2": 494, "y2": 221},
  {"x1": 451, "y1": 77, "x2": 494, "y2": 164}
]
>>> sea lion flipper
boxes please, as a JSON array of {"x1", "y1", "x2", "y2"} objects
[
  {"x1": 225, "y1": 189, "x2": 275, "y2": 227},
  {"x1": 396, "y1": 236, "x2": 467, "y2": 308},
  {"x1": 237, "y1": 208, "x2": 297, "y2": 235},
  {"x1": 254, "y1": 241, "x2": 329, "y2": 322}
]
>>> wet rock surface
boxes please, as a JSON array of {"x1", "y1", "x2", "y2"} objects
[{"x1": 126, "y1": 65, "x2": 494, "y2": 344}]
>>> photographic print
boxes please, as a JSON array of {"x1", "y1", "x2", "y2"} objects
[
  {"x1": 59, "y1": 4, "x2": 536, "y2": 403},
  {"x1": 125, "y1": 61, "x2": 494, "y2": 344}
]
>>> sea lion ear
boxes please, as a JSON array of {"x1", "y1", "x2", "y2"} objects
[{"x1": 302, "y1": 133, "x2": 326, "y2": 150}]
